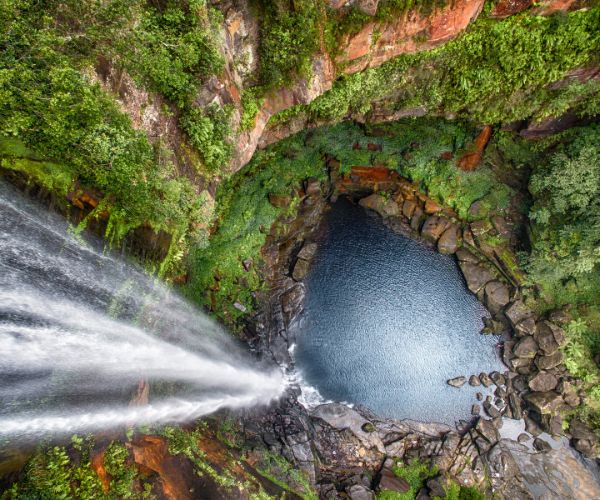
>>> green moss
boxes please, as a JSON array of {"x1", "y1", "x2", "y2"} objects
[
  {"x1": 241, "y1": 88, "x2": 266, "y2": 131},
  {"x1": 254, "y1": 451, "x2": 317, "y2": 500}
]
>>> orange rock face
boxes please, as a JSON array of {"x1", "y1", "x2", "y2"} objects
[
  {"x1": 490, "y1": 0, "x2": 533, "y2": 18},
  {"x1": 457, "y1": 125, "x2": 492, "y2": 171},
  {"x1": 337, "y1": 0, "x2": 485, "y2": 74}
]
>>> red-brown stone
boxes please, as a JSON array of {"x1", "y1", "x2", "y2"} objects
[
  {"x1": 457, "y1": 125, "x2": 492, "y2": 171},
  {"x1": 490, "y1": 0, "x2": 533, "y2": 18}
]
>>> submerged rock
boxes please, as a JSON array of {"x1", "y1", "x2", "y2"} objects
[{"x1": 447, "y1": 376, "x2": 467, "y2": 388}]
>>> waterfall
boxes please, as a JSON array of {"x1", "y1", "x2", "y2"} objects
[{"x1": 0, "y1": 181, "x2": 285, "y2": 439}]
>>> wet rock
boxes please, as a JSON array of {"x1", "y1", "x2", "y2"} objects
[
  {"x1": 558, "y1": 380, "x2": 580, "y2": 407},
  {"x1": 573, "y1": 439, "x2": 594, "y2": 457},
  {"x1": 569, "y1": 419, "x2": 597, "y2": 441},
  {"x1": 490, "y1": 371, "x2": 506, "y2": 386},
  {"x1": 514, "y1": 316, "x2": 537, "y2": 337},
  {"x1": 525, "y1": 391, "x2": 563, "y2": 415},
  {"x1": 459, "y1": 262, "x2": 495, "y2": 294},
  {"x1": 447, "y1": 376, "x2": 467, "y2": 388},
  {"x1": 513, "y1": 336, "x2": 538, "y2": 358},
  {"x1": 426, "y1": 477, "x2": 447, "y2": 498},
  {"x1": 402, "y1": 199, "x2": 417, "y2": 219},
  {"x1": 475, "y1": 418, "x2": 499, "y2": 443},
  {"x1": 359, "y1": 193, "x2": 386, "y2": 214},
  {"x1": 297, "y1": 241, "x2": 318, "y2": 260},
  {"x1": 495, "y1": 386, "x2": 507, "y2": 399},
  {"x1": 469, "y1": 375, "x2": 481, "y2": 387},
  {"x1": 509, "y1": 393, "x2": 522, "y2": 420},
  {"x1": 470, "y1": 219, "x2": 492, "y2": 237},
  {"x1": 517, "y1": 433, "x2": 530, "y2": 443},
  {"x1": 484, "y1": 281, "x2": 511, "y2": 314},
  {"x1": 476, "y1": 392, "x2": 483, "y2": 401},
  {"x1": 438, "y1": 224, "x2": 461, "y2": 254},
  {"x1": 378, "y1": 467, "x2": 410, "y2": 493},
  {"x1": 472, "y1": 404, "x2": 481, "y2": 416},
  {"x1": 410, "y1": 206, "x2": 425, "y2": 231},
  {"x1": 535, "y1": 351, "x2": 564, "y2": 370},
  {"x1": 421, "y1": 215, "x2": 450, "y2": 242},
  {"x1": 455, "y1": 248, "x2": 479, "y2": 263},
  {"x1": 505, "y1": 300, "x2": 534, "y2": 328},
  {"x1": 533, "y1": 438, "x2": 552, "y2": 452},
  {"x1": 483, "y1": 401, "x2": 501, "y2": 418},
  {"x1": 534, "y1": 321, "x2": 566, "y2": 355},
  {"x1": 479, "y1": 372, "x2": 493, "y2": 388},
  {"x1": 347, "y1": 484, "x2": 375, "y2": 500},
  {"x1": 524, "y1": 415, "x2": 543, "y2": 437},
  {"x1": 292, "y1": 258, "x2": 311, "y2": 281},
  {"x1": 528, "y1": 371, "x2": 558, "y2": 392},
  {"x1": 424, "y1": 199, "x2": 442, "y2": 214}
]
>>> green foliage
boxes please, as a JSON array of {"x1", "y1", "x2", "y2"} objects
[
  {"x1": 118, "y1": 0, "x2": 224, "y2": 107},
  {"x1": 440, "y1": 481, "x2": 486, "y2": 500},
  {"x1": 181, "y1": 104, "x2": 233, "y2": 173},
  {"x1": 161, "y1": 426, "x2": 238, "y2": 489},
  {"x1": 2, "y1": 443, "x2": 104, "y2": 500},
  {"x1": 275, "y1": 8, "x2": 600, "y2": 126},
  {"x1": 377, "y1": 459, "x2": 438, "y2": 499},
  {"x1": 186, "y1": 130, "x2": 327, "y2": 327},
  {"x1": 241, "y1": 88, "x2": 265, "y2": 131},
  {"x1": 526, "y1": 125, "x2": 600, "y2": 307},
  {"x1": 104, "y1": 442, "x2": 137, "y2": 498},
  {"x1": 0, "y1": 1, "x2": 213, "y2": 251},
  {"x1": 255, "y1": 451, "x2": 317, "y2": 500},
  {"x1": 254, "y1": 0, "x2": 322, "y2": 89}
]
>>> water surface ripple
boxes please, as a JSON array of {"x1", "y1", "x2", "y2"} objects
[{"x1": 294, "y1": 197, "x2": 503, "y2": 424}]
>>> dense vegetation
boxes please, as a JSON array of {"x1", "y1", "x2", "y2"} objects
[
  {"x1": 0, "y1": 0, "x2": 227, "y2": 272},
  {"x1": 272, "y1": 7, "x2": 600, "y2": 125}
]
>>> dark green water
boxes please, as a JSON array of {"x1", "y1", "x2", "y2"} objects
[{"x1": 294, "y1": 197, "x2": 503, "y2": 424}]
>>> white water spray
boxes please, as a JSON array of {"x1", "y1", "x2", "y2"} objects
[{"x1": 0, "y1": 182, "x2": 285, "y2": 439}]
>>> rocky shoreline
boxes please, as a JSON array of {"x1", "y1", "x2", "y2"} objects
[{"x1": 239, "y1": 163, "x2": 600, "y2": 498}]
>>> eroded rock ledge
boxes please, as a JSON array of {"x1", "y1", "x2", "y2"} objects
[{"x1": 240, "y1": 163, "x2": 599, "y2": 498}]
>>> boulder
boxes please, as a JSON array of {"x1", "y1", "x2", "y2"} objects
[
  {"x1": 402, "y1": 199, "x2": 417, "y2": 219},
  {"x1": 535, "y1": 351, "x2": 564, "y2": 370},
  {"x1": 421, "y1": 216, "x2": 450, "y2": 242},
  {"x1": 347, "y1": 484, "x2": 375, "y2": 500},
  {"x1": 469, "y1": 375, "x2": 481, "y2": 386},
  {"x1": 569, "y1": 419, "x2": 597, "y2": 442},
  {"x1": 525, "y1": 391, "x2": 563, "y2": 415},
  {"x1": 456, "y1": 247, "x2": 479, "y2": 263},
  {"x1": 514, "y1": 317, "x2": 537, "y2": 337},
  {"x1": 459, "y1": 262, "x2": 495, "y2": 294},
  {"x1": 470, "y1": 219, "x2": 492, "y2": 237},
  {"x1": 297, "y1": 241, "x2": 318, "y2": 260},
  {"x1": 490, "y1": 371, "x2": 506, "y2": 386},
  {"x1": 483, "y1": 401, "x2": 501, "y2": 418},
  {"x1": 378, "y1": 468, "x2": 410, "y2": 493},
  {"x1": 528, "y1": 371, "x2": 558, "y2": 392},
  {"x1": 447, "y1": 376, "x2": 467, "y2": 388},
  {"x1": 484, "y1": 281, "x2": 511, "y2": 314},
  {"x1": 517, "y1": 433, "x2": 530, "y2": 443},
  {"x1": 524, "y1": 415, "x2": 543, "y2": 437},
  {"x1": 534, "y1": 321, "x2": 566, "y2": 355},
  {"x1": 359, "y1": 193, "x2": 386, "y2": 215},
  {"x1": 479, "y1": 372, "x2": 493, "y2": 387},
  {"x1": 438, "y1": 224, "x2": 461, "y2": 254},
  {"x1": 424, "y1": 199, "x2": 442, "y2": 214},
  {"x1": 533, "y1": 438, "x2": 552, "y2": 452},
  {"x1": 558, "y1": 380, "x2": 580, "y2": 407},
  {"x1": 292, "y1": 258, "x2": 311, "y2": 281},
  {"x1": 382, "y1": 199, "x2": 400, "y2": 217},
  {"x1": 472, "y1": 404, "x2": 481, "y2": 416},
  {"x1": 509, "y1": 393, "x2": 523, "y2": 419},
  {"x1": 475, "y1": 417, "x2": 500, "y2": 443},
  {"x1": 410, "y1": 206, "x2": 425, "y2": 231},
  {"x1": 513, "y1": 336, "x2": 539, "y2": 358},
  {"x1": 505, "y1": 300, "x2": 534, "y2": 328}
]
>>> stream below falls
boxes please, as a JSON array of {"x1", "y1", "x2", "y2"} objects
[{"x1": 294, "y1": 197, "x2": 504, "y2": 425}]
